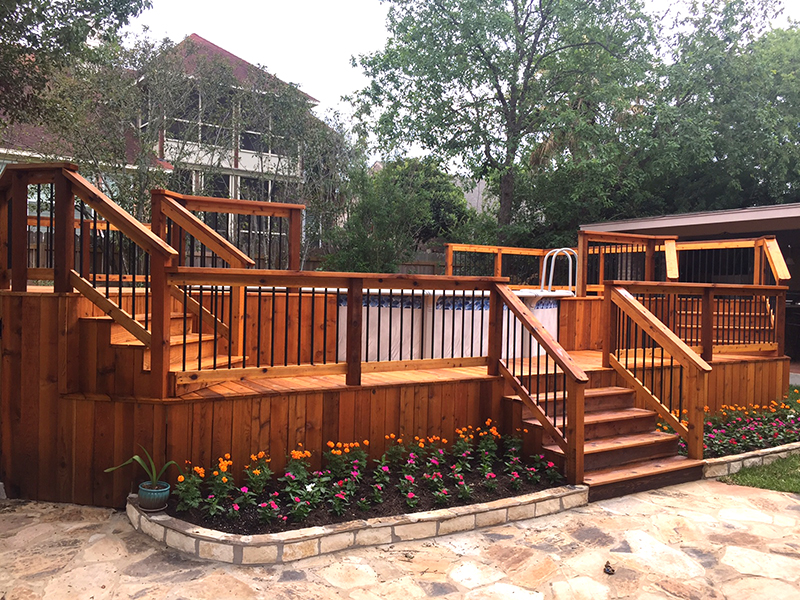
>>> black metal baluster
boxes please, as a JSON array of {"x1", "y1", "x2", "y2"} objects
[
  {"x1": 256, "y1": 286, "x2": 263, "y2": 367},
  {"x1": 271, "y1": 287, "x2": 277, "y2": 366},
  {"x1": 240, "y1": 287, "x2": 247, "y2": 368},
  {"x1": 310, "y1": 288, "x2": 316, "y2": 365},
  {"x1": 323, "y1": 288, "x2": 328, "y2": 364},
  {"x1": 297, "y1": 287, "x2": 303, "y2": 365}
]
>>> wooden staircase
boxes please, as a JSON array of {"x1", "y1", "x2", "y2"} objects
[
  {"x1": 77, "y1": 310, "x2": 244, "y2": 397},
  {"x1": 515, "y1": 385, "x2": 704, "y2": 501}
]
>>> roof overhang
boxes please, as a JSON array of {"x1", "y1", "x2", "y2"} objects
[{"x1": 581, "y1": 203, "x2": 800, "y2": 238}]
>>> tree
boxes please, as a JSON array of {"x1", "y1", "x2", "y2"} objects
[
  {"x1": 0, "y1": 0, "x2": 151, "y2": 123},
  {"x1": 21, "y1": 32, "x2": 357, "y2": 263},
  {"x1": 351, "y1": 0, "x2": 654, "y2": 229},
  {"x1": 323, "y1": 158, "x2": 468, "y2": 272}
]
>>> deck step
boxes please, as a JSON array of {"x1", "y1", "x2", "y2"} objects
[
  {"x1": 520, "y1": 386, "x2": 636, "y2": 417},
  {"x1": 524, "y1": 407, "x2": 656, "y2": 441},
  {"x1": 584, "y1": 456, "x2": 704, "y2": 501},
  {"x1": 544, "y1": 431, "x2": 679, "y2": 471}
]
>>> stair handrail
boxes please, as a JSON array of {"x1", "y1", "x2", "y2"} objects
[
  {"x1": 491, "y1": 283, "x2": 588, "y2": 484},
  {"x1": 603, "y1": 283, "x2": 711, "y2": 460},
  {"x1": 63, "y1": 170, "x2": 178, "y2": 261}
]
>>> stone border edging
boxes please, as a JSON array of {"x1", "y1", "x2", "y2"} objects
[
  {"x1": 126, "y1": 484, "x2": 588, "y2": 565},
  {"x1": 703, "y1": 440, "x2": 800, "y2": 478}
]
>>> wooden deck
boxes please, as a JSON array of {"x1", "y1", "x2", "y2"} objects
[{"x1": 1, "y1": 164, "x2": 793, "y2": 508}]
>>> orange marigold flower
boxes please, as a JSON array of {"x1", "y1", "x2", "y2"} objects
[
  {"x1": 250, "y1": 454, "x2": 258, "y2": 462},
  {"x1": 336, "y1": 442, "x2": 342, "y2": 448},
  {"x1": 224, "y1": 453, "x2": 231, "y2": 460},
  {"x1": 389, "y1": 433, "x2": 395, "y2": 439},
  {"x1": 213, "y1": 470, "x2": 219, "y2": 476},
  {"x1": 222, "y1": 477, "x2": 228, "y2": 483},
  {"x1": 220, "y1": 464, "x2": 228, "y2": 473},
  {"x1": 344, "y1": 447, "x2": 350, "y2": 453},
  {"x1": 258, "y1": 451, "x2": 266, "y2": 459},
  {"x1": 327, "y1": 441, "x2": 335, "y2": 448},
  {"x1": 397, "y1": 438, "x2": 402, "y2": 444},
  {"x1": 253, "y1": 469, "x2": 261, "y2": 476},
  {"x1": 442, "y1": 439, "x2": 448, "y2": 444},
  {"x1": 177, "y1": 475, "x2": 185, "y2": 482},
  {"x1": 363, "y1": 440, "x2": 369, "y2": 446}
]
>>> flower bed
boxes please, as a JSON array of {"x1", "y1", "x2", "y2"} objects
[
  {"x1": 659, "y1": 387, "x2": 800, "y2": 458},
  {"x1": 167, "y1": 421, "x2": 565, "y2": 536}
]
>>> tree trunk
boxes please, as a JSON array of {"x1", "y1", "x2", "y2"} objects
[{"x1": 498, "y1": 168, "x2": 515, "y2": 227}]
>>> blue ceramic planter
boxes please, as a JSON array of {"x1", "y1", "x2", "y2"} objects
[{"x1": 138, "y1": 481, "x2": 170, "y2": 511}]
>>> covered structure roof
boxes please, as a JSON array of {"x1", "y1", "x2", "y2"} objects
[{"x1": 581, "y1": 203, "x2": 800, "y2": 238}]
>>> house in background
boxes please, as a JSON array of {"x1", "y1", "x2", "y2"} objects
[{"x1": 0, "y1": 34, "x2": 318, "y2": 205}]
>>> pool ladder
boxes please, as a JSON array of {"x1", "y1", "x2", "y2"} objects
[{"x1": 540, "y1": 248, "x2": 578, "y2": 294}]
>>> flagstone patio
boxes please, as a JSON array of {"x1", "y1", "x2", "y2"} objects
[{"x1": 1, "y1": 479, "x2": 799, "y2": 599}]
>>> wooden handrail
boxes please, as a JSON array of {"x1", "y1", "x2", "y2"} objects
[
  {"x1": 492, "y1": 283, "x2": 587, "y2": 484},
  {"x1": 580, "y1": 230, "x2": 678, "y2": 245},
  {"x1": 165, "y1": 266, "x2": 507, "y2": 291},
  {"x1": 609, "y1": 287, "x2": 712, "y2": 373},
  {"x1": 493, "y1": 284, "x2": 589, "y2": 383},
  {"x1": 605, "y1": 283, "x2": 709, "y2": 459},
  {"x1": 762, "y1": 237, "x2": 791, "y2": 284},
  {"x1": 613, "y1": 281, "x2": 789, "y2": 295},
  {"x1": 159, "y1": 195, "x2": 255, "y2": 268},
  {"x1": 154, "y1": 188, "x2": 306, "y2": 216},
  {"x1": 63, "y1": 170, "x2": 177, "y2": 260}
]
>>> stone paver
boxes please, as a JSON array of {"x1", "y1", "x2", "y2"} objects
[{"x1": 1, "y1": 479, "x2": 800, "y2": 599}]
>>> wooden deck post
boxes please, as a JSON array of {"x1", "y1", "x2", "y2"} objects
[
  {"x1": 487, "y1": 285, "x2": 503, "y2": 376},
  {"x1": 288, "y1": 207, "x2": 303, "y2": 271},
  {"x1": 775, "y1": 289, "x2": 786, "y2": 357},
  {"x1": 701, "y1": 288, "x2": 714, "y2": 362},
  {"x1": 149, "y1": 192, "x2": 172, "y2": 398},
  {"x1": 645, "y1": 239, "x2": 656, "y2": 282},
  {"x1": 576, "y1": 231, "x2": 588, "y2": 297},
  {"x1": 445, "y1": 244, "x2": 453, "y2": 276},
  {"x1": 53, "y1": 170, "x2": 75, "y2": 293},
  {"x1": 346, "y1": 278, "x2": 363, "y2": 386},
  {"x1": 602, "y1": 283, "x2": 616, "y2": 368},
  {"x1": 10, "y1": 171, "x2": 28, "y2": 291},
  {"x1": 685, "y1": 367, "x2": 707, "y2": 460},
  {"x1": 753, "y1": 239, "x2": 765, "y2": 285},
  {"x1": 565, "y1": 378, "x2": 585, "y2": 484},
  {"x1": 0, "y1": 188, "x2": 9, "y2": 289},
  {"x1": 493, "y1": 248, "x2": 502, "y2": 278}
]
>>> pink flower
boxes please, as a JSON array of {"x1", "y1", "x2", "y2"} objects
[
  {"x1": 294, "y1": 496, "x2": 301, "y2": 503},
  {"x1": 405, "y1": 475, "x2": 415, "y2": 483},
  {"x1": 259, "y1": 502, "x2": 267, "y2": 508},
  {"x1": 485, "y1": 472, "x2": 496, "y2": 479},
  {"x1": 240, "y1": 486, "x2": 248, "y2": 493},
  {"x1": 232, "y1": 503, "x2": 240, "y2": 511},
  {"x1": 381, "y1": 466, "x2": 390, "y2": 472},
  {"x1": 335, "y1": 492, "x2": 346, "y2": 500},
  {"x1": 407, "y1": 492, "x2": 415, "y2": 499}
]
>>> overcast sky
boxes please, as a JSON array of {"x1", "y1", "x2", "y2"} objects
[{"x1": 125, "y1": 0, "x2": 800, "y2": 120}]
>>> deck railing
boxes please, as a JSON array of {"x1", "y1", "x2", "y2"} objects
[
  {"x1": 1, "y1": 163, "x2": 178, "y2": 354},
  {"x1": 577, "y1": 231, "x2": 790, "y2": 294},
  {"x1": 445, "y1": 243, "x2": 548, "y2": 287},
  {"x1": 617, "y1": 281, "x2": 787, "y2": 361},
  {"x1": 163, "y1": 268, "x2": 505, "y2": 387},
  {"x1": 492, "y1": 284, "x2": 588, "y2": 484},
  {"x1": 154, "y1": 189, "x2": 303, "y2": 271},
  {"x1": 604, "y1": 284, "x2": 711, "y2": 459}
]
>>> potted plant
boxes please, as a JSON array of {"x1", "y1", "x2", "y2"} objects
[{"x1": 105, "y1": 446, "x2": 177, "y2": 511}]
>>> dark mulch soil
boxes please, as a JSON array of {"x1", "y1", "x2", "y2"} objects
[{"x1": 165, "y1": 459, "x2": 562, "y2": 536}]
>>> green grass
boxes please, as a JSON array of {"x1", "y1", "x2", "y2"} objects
[{"x1": 722, "y1": 454, "x2": 800, "y2": 493}]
